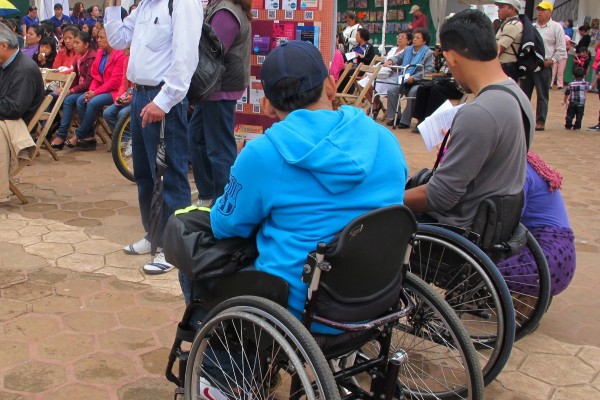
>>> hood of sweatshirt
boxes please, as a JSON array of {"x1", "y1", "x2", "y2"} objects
[{"x1": 266, "y1": 105, "x2": 383, "y2": 194}]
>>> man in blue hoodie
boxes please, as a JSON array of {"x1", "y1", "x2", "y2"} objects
[{"x1": 204, "y1": 40, "x2": 408, "y2": 326}]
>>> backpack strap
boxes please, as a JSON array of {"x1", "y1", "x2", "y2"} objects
[
  {"x1": 477, "y1": 84, "x2": 531, "y2": 150},
  {"x1": 168, "y1": 0, "x2": 173, "y2": 16}
]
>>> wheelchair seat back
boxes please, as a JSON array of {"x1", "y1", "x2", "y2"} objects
[
  {"x1": 471, "y1": 192, "x2": 524, "y2": 251},
  {"x1": 316, "y1": 205, "x2": 417, "y2": 322}
]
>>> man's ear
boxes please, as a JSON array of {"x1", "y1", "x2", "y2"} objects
[
  {"x1": 260, "y1": 96, "x2": 278, "y2": 119},
  {"x1": 324, "y1": 75, "x2": 336, "y2": 101},
  {"x1": 443, "y1": 49, "x2": 458, "y2": 68}
]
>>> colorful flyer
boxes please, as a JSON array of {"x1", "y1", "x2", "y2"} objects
[
  {"x1": 271, "y1": 22, "x2": 296, "y2": 49},
  {"x1": 249, "y1": 79, "x2": 264, "y2": 105},
  {"x1": 282, "y1": 0, "x2": 298, "y2": 11},
  {"x1": 265, "y1": 0, "x2": 279, "y2": 9}
]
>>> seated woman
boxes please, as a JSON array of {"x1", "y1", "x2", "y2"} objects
[
  {"x1": 22, "y1": 25, "x2": 43, "y2": 58},
  {"x1": 412, "y1": 46, "x2": 464, "y2": 131},
  {"x1": 337, "y1": 28, "x2": 375, "y2": 93},
  {"x1": 34, "y1": 36, "x2": 57, "y2": 68},
  {"x1": 102, "y1": 48, "x2": 131, "y2": 132},
  {"x1": 50, "y1": 31, "x2": 97, "y2": 149},
  {"x1": 497, "y1": 152, "x2": 575, "y2": 298},
  {"x1": 70, "y1": 27, "x2": 125, "y2": 150},
  {"x1": 52, "y1": 25, "x2": 79, "y2": 70},
  {"x1": 359, "y1": 31, "x2": 412, "y2": 118}
]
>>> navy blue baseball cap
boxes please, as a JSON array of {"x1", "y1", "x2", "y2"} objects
[{"x1": 261, "y1": 41, "x2": 329, "y2": 101}]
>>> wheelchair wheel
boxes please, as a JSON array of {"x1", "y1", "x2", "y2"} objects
[
  {"x1": 495, "y1": 231, "x2": 551, "y2": 341},
  {"x1": 185, "y1": 296, "x2": 340, "y2": 400},
  {"x1": 110, "y1": 109, "x2": 134, "y2": 182},
  {"x1": 410, "y1": 224, "x2": 515, "y2": 386}
]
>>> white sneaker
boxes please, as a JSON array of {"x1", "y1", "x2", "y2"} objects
[
  {"x1": 124, "y1": 141, "x2": 132, "y2": 157},
  {"x1": 196, "y1": 198, "x2": 213, "y2": 208},
  {"x1": 123, "y1": 237, "x2": 160, "y2": 255},
  {"x1": 199, "y1": 377, "x2": 229, "y2": 400},
  {"x1": 143, "y1": 252, "x2": 174, "y2": 275}
]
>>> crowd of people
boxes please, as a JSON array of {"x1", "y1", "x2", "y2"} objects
[{"x1": 0, "y1": 1, "x2": 589, "y2": 360}]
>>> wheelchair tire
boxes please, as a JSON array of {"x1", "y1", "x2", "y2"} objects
[
  {"x1": 110, "y1": 109, "x2": 134, "y2": 182},
  {"x1": 397, "y1": 272, "x2": 485, "y2": 400},
  {"x1": 184, "y1": 295, "x2": 340, "y2": 400},
  {"x1": 496, "y1": 231, "x2": 551, "y2": 341},
  {"x1": 410, "y1": 224, "x2": 515, "y2": 386}
]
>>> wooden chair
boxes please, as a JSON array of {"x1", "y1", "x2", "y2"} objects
[
  {"x1": 370, "y1": 55, "x2": 386, "y2": 65},
  {"x1": 335, "y1": 62, "x2": 354, "y2": 92},
  {"x1": 33, "y1": 71, "x2": 76, "y2": 161},
  {"x1": 8, "y1": 94, "x2": 53, "y2": 204},
  {"x1": 334, "y1": 64, "x2": 382, "y2": 114}
]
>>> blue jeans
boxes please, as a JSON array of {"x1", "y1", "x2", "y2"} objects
[
  {"x1": 103, "y1": 103, "x2": 131, "y2": 132},
  {"x1": 75, "y1": 92, "x2": 113, "y2": 140},
  {"x1": 57, "y1": 93, "x2": 84, "y2": 140},
  {"x1": 131, "y1": 87, "x2": 191, "y2": 248},
  {"x1": 188, "y1": 100, "x2": 237, "y2": 201}
]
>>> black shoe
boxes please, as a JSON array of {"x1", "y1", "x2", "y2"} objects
[
  {"x1": 50, "y1": 141, "x2": 65, "y2": 150},
  {"x1": 397, "y1": 123, "x2": 410, "y2": 129},
  {"x1": 76, "y1": 138, "x2": 97, "y2": 151},
  {"x1": 588, "y1": 124, "x2": 600, "y2": 131},
  {"x1": 386, "y1": 120, "x2": 395, "y2": 126}
]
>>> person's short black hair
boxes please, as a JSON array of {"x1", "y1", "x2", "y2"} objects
[
  {"x1": 579, "y1": 24, "x2": 589, "y2": 32},
  {"x1": 413, "y1": 28, "x2": 431, "y2": 45},
  {"x1": 439, "y1": 9, "x2": 497, "y2": 61},
  {"x1": 399, "y1": 30, "x2": 412, "y2": 42},
  {"x1": 357, "y1": 27, "x2": 369, "y2": 42},
  {"x1": 54, "y1": 3, "x2": 63, "y2": 9},
  {"x1": 39, "y1": 36, "x2": 57, "y2": 53},
  {"x1": 573, "y1": 66, "x2": 585, "y2": 79},
  {"x1": 267, "y1": 78, "x2": 324, "y2": 113},
  {"x1": 576, "y1": 46, "x2": 589, "y2": 53}
]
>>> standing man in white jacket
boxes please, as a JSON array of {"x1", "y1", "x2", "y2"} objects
[{"x1": 104, "y1": 0, "x2": 203, "y2": 274}]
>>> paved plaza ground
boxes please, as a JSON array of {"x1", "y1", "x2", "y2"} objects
[{"x1": 0, "y1": 89, "x2": 599, "y2": 399}]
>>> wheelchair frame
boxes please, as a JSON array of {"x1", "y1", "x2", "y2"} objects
[{"x1": 166, "y1": 205, "x2": 485, "y2": 400}]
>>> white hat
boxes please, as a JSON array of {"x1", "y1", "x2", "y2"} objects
[
  {"x1": 409, "y1": 5, "x2": 420, "y2": 14},
  {"x1": 494, "y1": 0, "x2": 521, "y2": 11}
]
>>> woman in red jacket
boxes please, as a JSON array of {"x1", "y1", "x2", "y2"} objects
[
  {"x1": 70, "y1": 27, "x2": 125, "y2": 150},
  {"x1": 52, "y1": 25, "x2": 79, "y2": 70},
  {"x1": 50, "y1": 31, "x2": 97, "y2": 149}
]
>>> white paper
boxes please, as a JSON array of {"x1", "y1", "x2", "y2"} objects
[
  {"x1": 345, "y1": 51, "x2": 356, "y2": 60},
  {"x1": 417, "y1": 101, "x2": 465, "y2": 152}
]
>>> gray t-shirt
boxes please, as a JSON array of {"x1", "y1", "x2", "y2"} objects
[{"x1": 426, "y1": 79, "x2": 533, "y2": 228}]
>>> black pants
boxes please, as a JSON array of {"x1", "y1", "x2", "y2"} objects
[
  {"x1": 565, "y1": 103, "x2": 585, "y2": 129},
  {"x1": 413, "y1": 82, "x2": 463, "y2": 121}
]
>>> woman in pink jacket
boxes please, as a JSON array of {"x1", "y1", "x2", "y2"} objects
[{"x1": 71, "y1": 27, "x2": 125, "y2": 150}]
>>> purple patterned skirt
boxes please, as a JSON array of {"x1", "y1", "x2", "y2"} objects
[{"x1": 496, "y1": 226, "x2": 576, "y2": 296}]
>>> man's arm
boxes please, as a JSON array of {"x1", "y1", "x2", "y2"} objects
[
  {"x1": 0, "y1": 76, "x2": 39, "y2": 120},
  {"x1": 551, "y1": 23, "x2": 567, "y2": 63},
  {"x1": 151, "y1": 0, "x2": 203, "y2": 114},
  {"x1": 104, "y1": 1, "x2": 136, "y2": 51},
  {"x1": 404, "y1": 185, "x2": 428, "y2": 212}
]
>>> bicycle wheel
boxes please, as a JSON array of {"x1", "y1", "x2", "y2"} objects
[
  {"x1": 410, "y1": 224, "x2": 515, "y2": 386},
  {"x1": 111, "y1": 109, "x2": 134, "y2": 182},
  {"x1": 185, "y1": 296, "x2": 340, "y2": 400},
  {"x1": 495, "y1": 231, "x2": 551, "y2": 341}
]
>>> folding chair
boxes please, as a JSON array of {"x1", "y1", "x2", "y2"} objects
[
  {"x1": 33, "y1": 71, "x2": 76, "y2": 161},
  {"x1": 335, "y1": 62, "x2": 354, "y2": 92},
  {"x1": 369, "y1": 55, "x2": 386, "y2": 65},
  {"x1": 8, "y1": 94, "x2": 53, "y2": 204},
  {"x1": 334, "y1": 64, "x2": 382, "y2": 114}
]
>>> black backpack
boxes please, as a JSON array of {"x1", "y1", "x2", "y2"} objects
[
  {"x1": 168, "y1": 0, "x2": 226, "y2": 104},
  {"x1": 511, "y1": 14, "x2": 546, "y2": 77}
]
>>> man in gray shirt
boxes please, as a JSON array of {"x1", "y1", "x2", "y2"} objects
[{"x1": 404, "y1": 9, "x2": 534, "y2": 228}]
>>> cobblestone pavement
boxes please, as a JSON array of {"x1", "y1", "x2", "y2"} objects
[{"x1": 1, "y1": 89, "x2": 599, "y2": 399}]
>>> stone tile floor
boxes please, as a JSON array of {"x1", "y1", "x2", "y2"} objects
[{"x1": 0, "y1": 89, "x2": 599, "y2": 399}]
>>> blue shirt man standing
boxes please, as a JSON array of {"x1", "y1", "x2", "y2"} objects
[
  {"x1": 104, "y1": 0, "x2": 203, "y2": 274},
  {"x1": 49, "y1": 3, "x2": 72, "y2": 31}
]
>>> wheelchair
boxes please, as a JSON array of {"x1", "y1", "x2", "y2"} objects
[
  {"x1": 408, "y1": 194, "x2": 551, "y2": 385},
  {"x1": 166, "y1": 205, "x2": 485, "y2": 399}
]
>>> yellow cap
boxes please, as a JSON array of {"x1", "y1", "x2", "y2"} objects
[{"x1": 536, "y1": 1, "x2": 553, "y2": 11}]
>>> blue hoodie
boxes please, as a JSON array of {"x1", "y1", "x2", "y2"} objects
[{"x1": 211, "y1": 106, "x2": 408, "y2": 333}]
